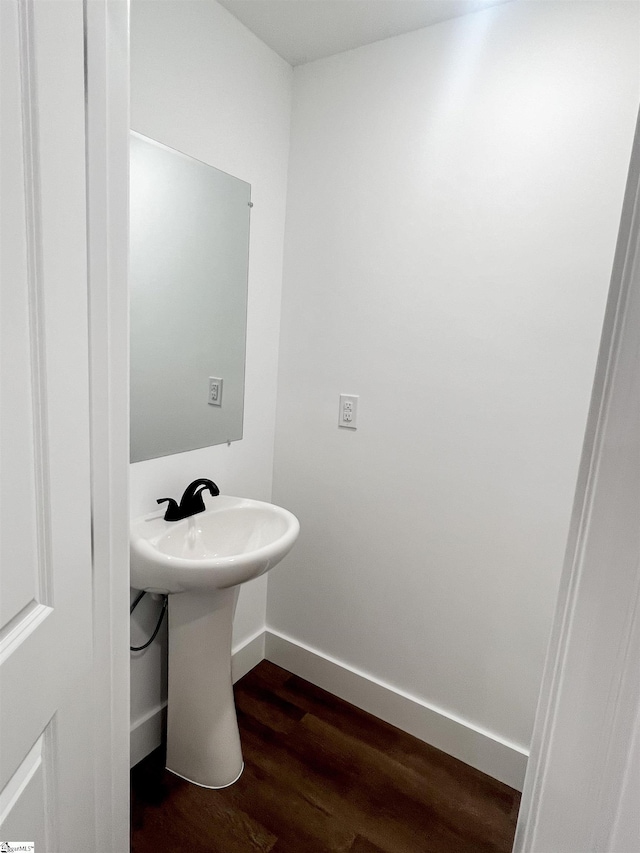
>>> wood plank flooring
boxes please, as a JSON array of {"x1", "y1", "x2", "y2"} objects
[{"x1": 131, "y1": 661, "x2": 520, "y2": 853}]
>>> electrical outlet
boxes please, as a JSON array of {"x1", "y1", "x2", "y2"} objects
[
  {"x1": 339, "y1": 394, "x2": 358, "y2": 429},
  {"x1": 208, "y1": 377, "x2": 223, "y2": 406}
]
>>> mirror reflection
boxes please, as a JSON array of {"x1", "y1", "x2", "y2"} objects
[{"x1": 130, "y1": 132, "x2": 251, "y2": 463}]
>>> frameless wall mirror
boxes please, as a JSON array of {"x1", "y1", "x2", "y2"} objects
[{"x1": 130, "y1": 132, "x2": 251, "y2": 462}]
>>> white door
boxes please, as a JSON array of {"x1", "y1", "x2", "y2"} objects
[
  {"x1": 514, "y1": 115, "x2": 640, "y2": 851},
  {"x1": 1, "y1": 0, "x2": 99, "y2": 847}
]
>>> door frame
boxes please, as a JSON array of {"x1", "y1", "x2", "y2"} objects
[
  {"x1": 84, "y1": 1, "x2": 130, "y2": 849},
  {"x1": 515, "y1": 111, "x2": 640, "y2": 850},
  {"x1": 89, "y1": 4, "x2": 639, "y2": 847}
]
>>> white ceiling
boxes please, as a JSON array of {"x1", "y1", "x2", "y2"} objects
[{"x1": 216, "y1": 0, "x2": 512, "y2": 66}]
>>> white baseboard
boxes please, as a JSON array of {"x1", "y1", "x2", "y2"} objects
[
  {"x1": 129, "y1": 630, "x2": 266, "y2": 768},
  {"x1": 130, "y1": 702, "x2": 167, "y2": 769},
  {"x1": 130, "y1": 627, "x2": 527, "y2": 790},
  {"x1": 231, "y1": 628, "x2": 266, "y2": 683},
  {"x1": 265, "y1": 629, "x2": 528, "y2": 791}
]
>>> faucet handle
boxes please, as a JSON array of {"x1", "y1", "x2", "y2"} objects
[{"x1": 157, "y1": 497, "x2": 181, "y2": 521}]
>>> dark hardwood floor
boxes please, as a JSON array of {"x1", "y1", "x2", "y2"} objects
[{"x1": 131, "y1": 661, "x2": 520, "y2": 853}]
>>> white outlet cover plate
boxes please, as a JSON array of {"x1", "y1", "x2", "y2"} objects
[
  {"x1": 339, "y1": 394, "x2": 358, "y2": 429},
  {"x1": 208, "y1": 376, "x2": 223, "y2": 406}
]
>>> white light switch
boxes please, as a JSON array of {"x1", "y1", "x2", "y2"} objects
[
  {"x1": 339, "y1": 394, "x2": 358, "y2": 429},
  {"x1": 208, "y1": 377, "x2": 223, "y2": 406}
]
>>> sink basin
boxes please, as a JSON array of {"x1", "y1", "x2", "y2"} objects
[
  {"x1": 130, "y1": 495, "x2": 300, "y2": 594},
  {"x1": 130, "y1": 495, "x2": 299, "y2": 789}
]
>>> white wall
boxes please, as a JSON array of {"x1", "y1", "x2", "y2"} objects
[
  {"x1": 129, "y1": 0, "x2": 292, "y2": 758},
  {"x1": 269, "y1": 0, "x2": 639, "y2": 786}
]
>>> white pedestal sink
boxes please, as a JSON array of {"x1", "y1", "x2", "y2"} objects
[{"x1": 130, "y1": 496, "x2": 299, "y2": 788}]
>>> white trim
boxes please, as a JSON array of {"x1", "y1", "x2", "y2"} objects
[
  {"x1": 0, "y1": 602, "x2": 52, "y2": 665},
  {"x1": 515, "y1": 110, "x2": 640, "y2": 852},
  {"x1": 231, "y1": 628, "x2": 266, "y2": 683},
  {"x1": 0, "y1": 734, "x2": 44, "y2": 826},
  {"x1": 17, "y1": 0, "x2": 54, "y2": 608},
  {"x1": 596, "y1": 589, "x2": 640, "y2": 850},
  {"x1": 130, "y1": 703, "x2": 167, "y2": 769},
  {"x1": 130, "y1": 627, "x2": 527, "y2": 787},
  {"x1": 265, "y1": 629, "x2": 528, "y2": 790},
  {"x1": 84, "y1": 1, "x2": 130, "y2": 849}
]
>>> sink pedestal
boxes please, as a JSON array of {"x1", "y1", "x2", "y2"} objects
[
  {"x1": 130, "y1": 495, "x2": 300, "y2": 787},
  {"x1": 166, "y1": 587, "x2": 244, "y2": 788}
]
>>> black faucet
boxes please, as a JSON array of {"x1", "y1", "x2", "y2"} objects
[{"x1": 157, "y1": 478, "x2": 220, "y2": 522}]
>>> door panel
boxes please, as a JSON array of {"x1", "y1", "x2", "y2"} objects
[
  {"x1": 0, "y1": 0, "x2": 42, "y2": 632},
  {"x1": 0, "y1": 730, "x2": 50, "y2": 847},
  {"x1": 1, "y1": 0, "x2": 98, "y2": 848}
]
